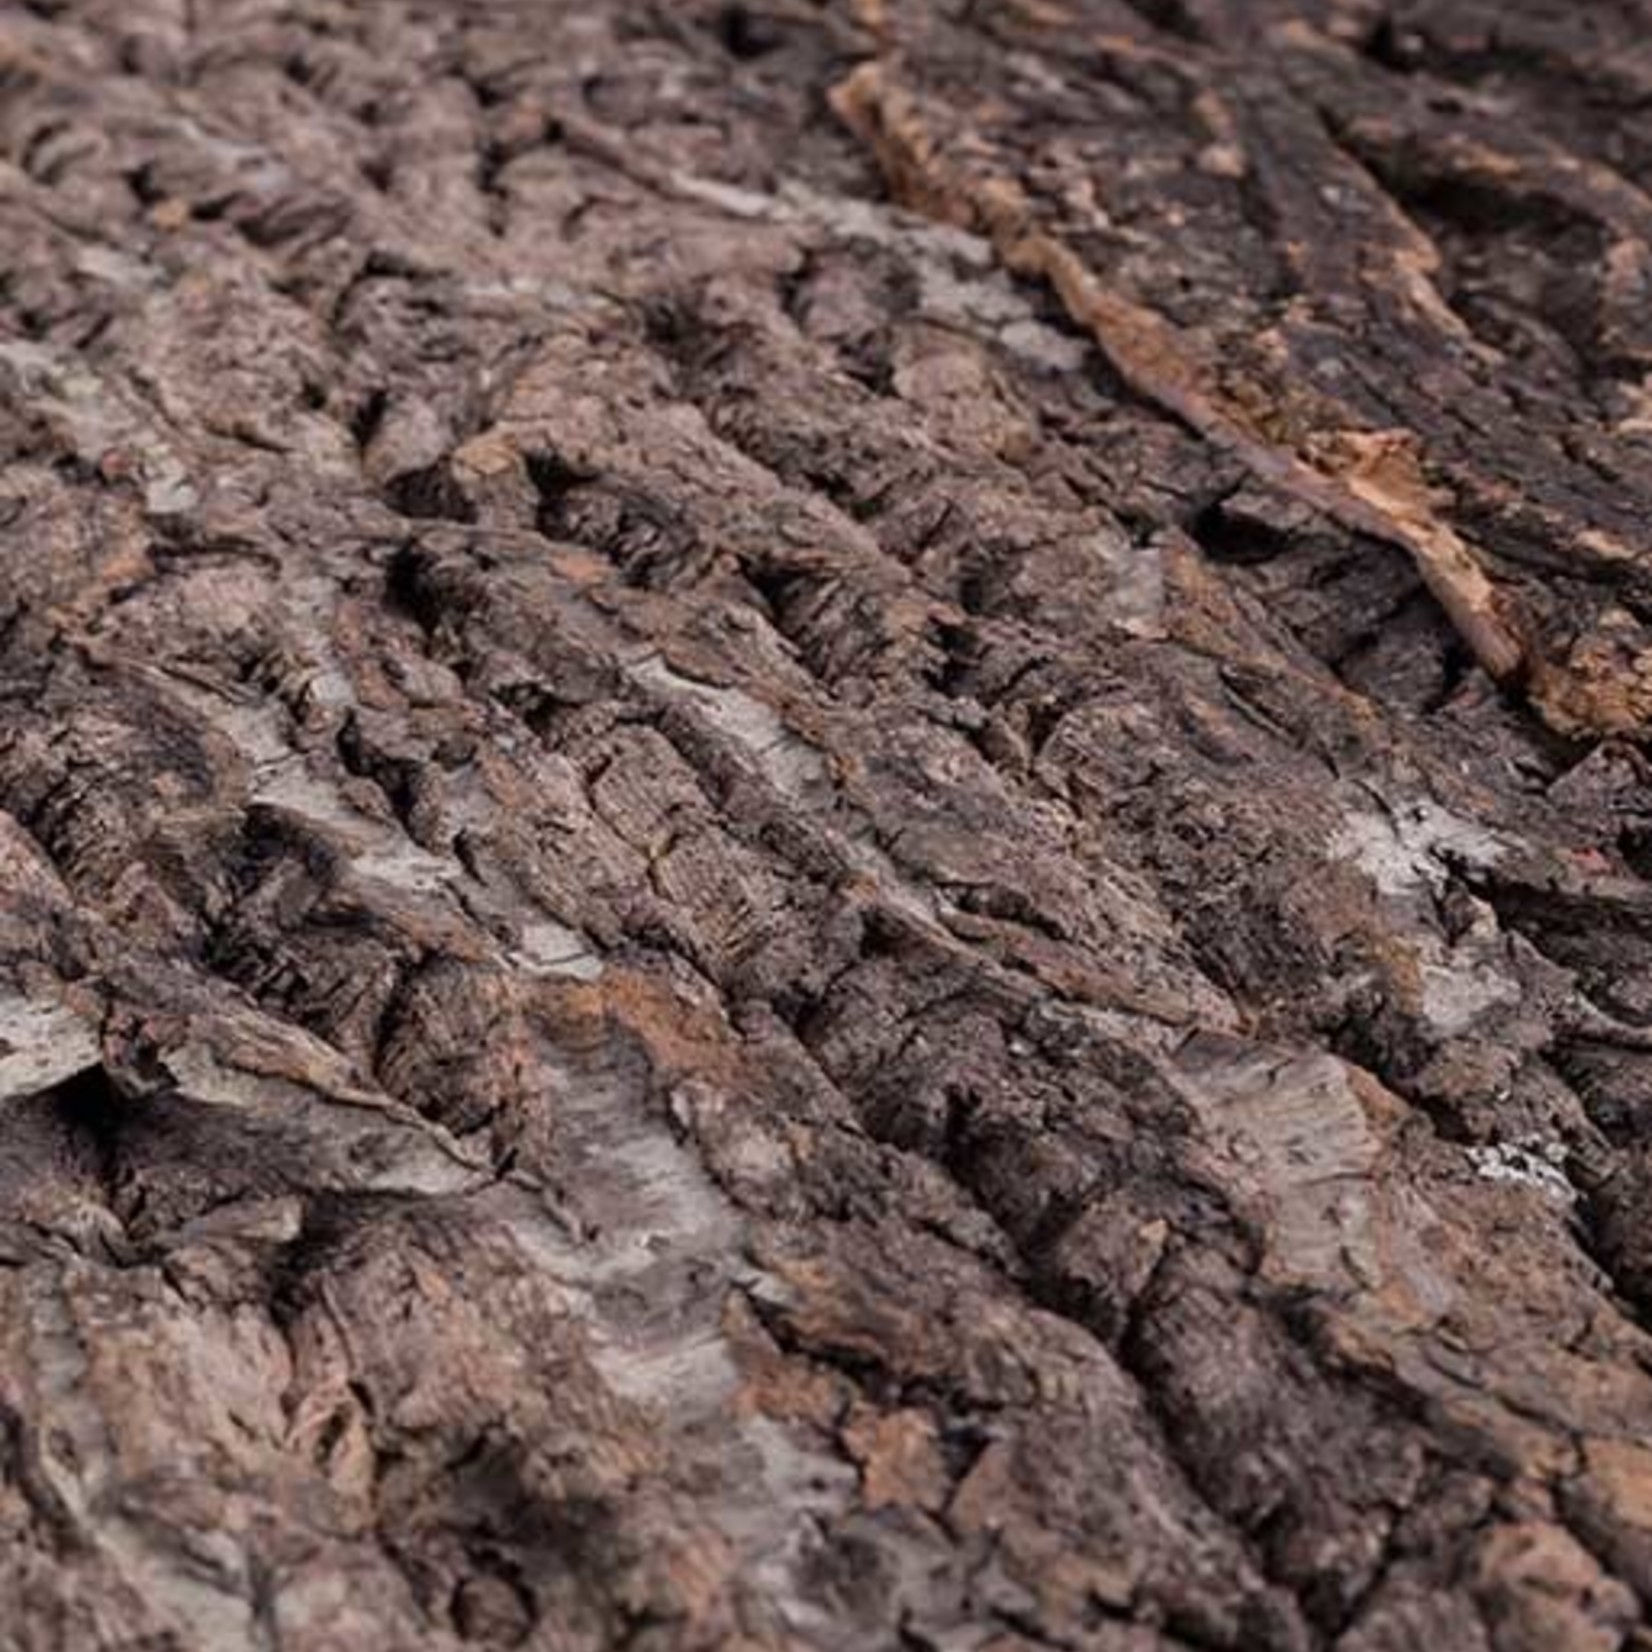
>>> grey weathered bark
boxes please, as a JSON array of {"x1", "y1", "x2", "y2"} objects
[{"x1": 4, "y1": 1, "x2": 1652, "y2": 1648}]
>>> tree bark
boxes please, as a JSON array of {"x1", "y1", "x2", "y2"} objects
[{"x1": 4, "y1": 2, "x2": 1652, "y2": 1649}]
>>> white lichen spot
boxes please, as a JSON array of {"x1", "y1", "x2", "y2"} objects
[
  {"x1": 510, "y1": 920, "x2": 605, "y2": 981},
  {"x1": 1086, "y1": 529, "x2": 1166, "y2": 639},
  {"x1": 998, "y1": 317, "x2": 1090, "y2": 373},
  {"x1": 1467, "y1": 1138, "x2": 1573, "y2": 1203},
  {"x1": 0, "y1": 340, "x2": 198, "y2": 516},
  {"x1": 628, "y1": 656, "x2": 827, "y2": 801},
  {"x1": 1332, "y1": 792, "x2": 1507, "y2": 897},
  {"x1": 1418, "y1": 957, "x2": 1520, "y2": 1037},
  {"x1": 0, "y1": 995, "x2": 102, "y2": 1100}
]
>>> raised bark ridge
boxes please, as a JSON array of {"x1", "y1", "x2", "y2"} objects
[{"x1": 3, "y1": 2, "x2": 1652, "y2": 1650}]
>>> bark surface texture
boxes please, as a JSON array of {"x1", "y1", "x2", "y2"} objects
[{"x1": 5, "y1": 1, "x2": 1652, "y2": 1649}]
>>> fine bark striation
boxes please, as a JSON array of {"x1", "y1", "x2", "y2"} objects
[{"x1": 4, "y1": 2, "x2": 1652, "y2": 1649}]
